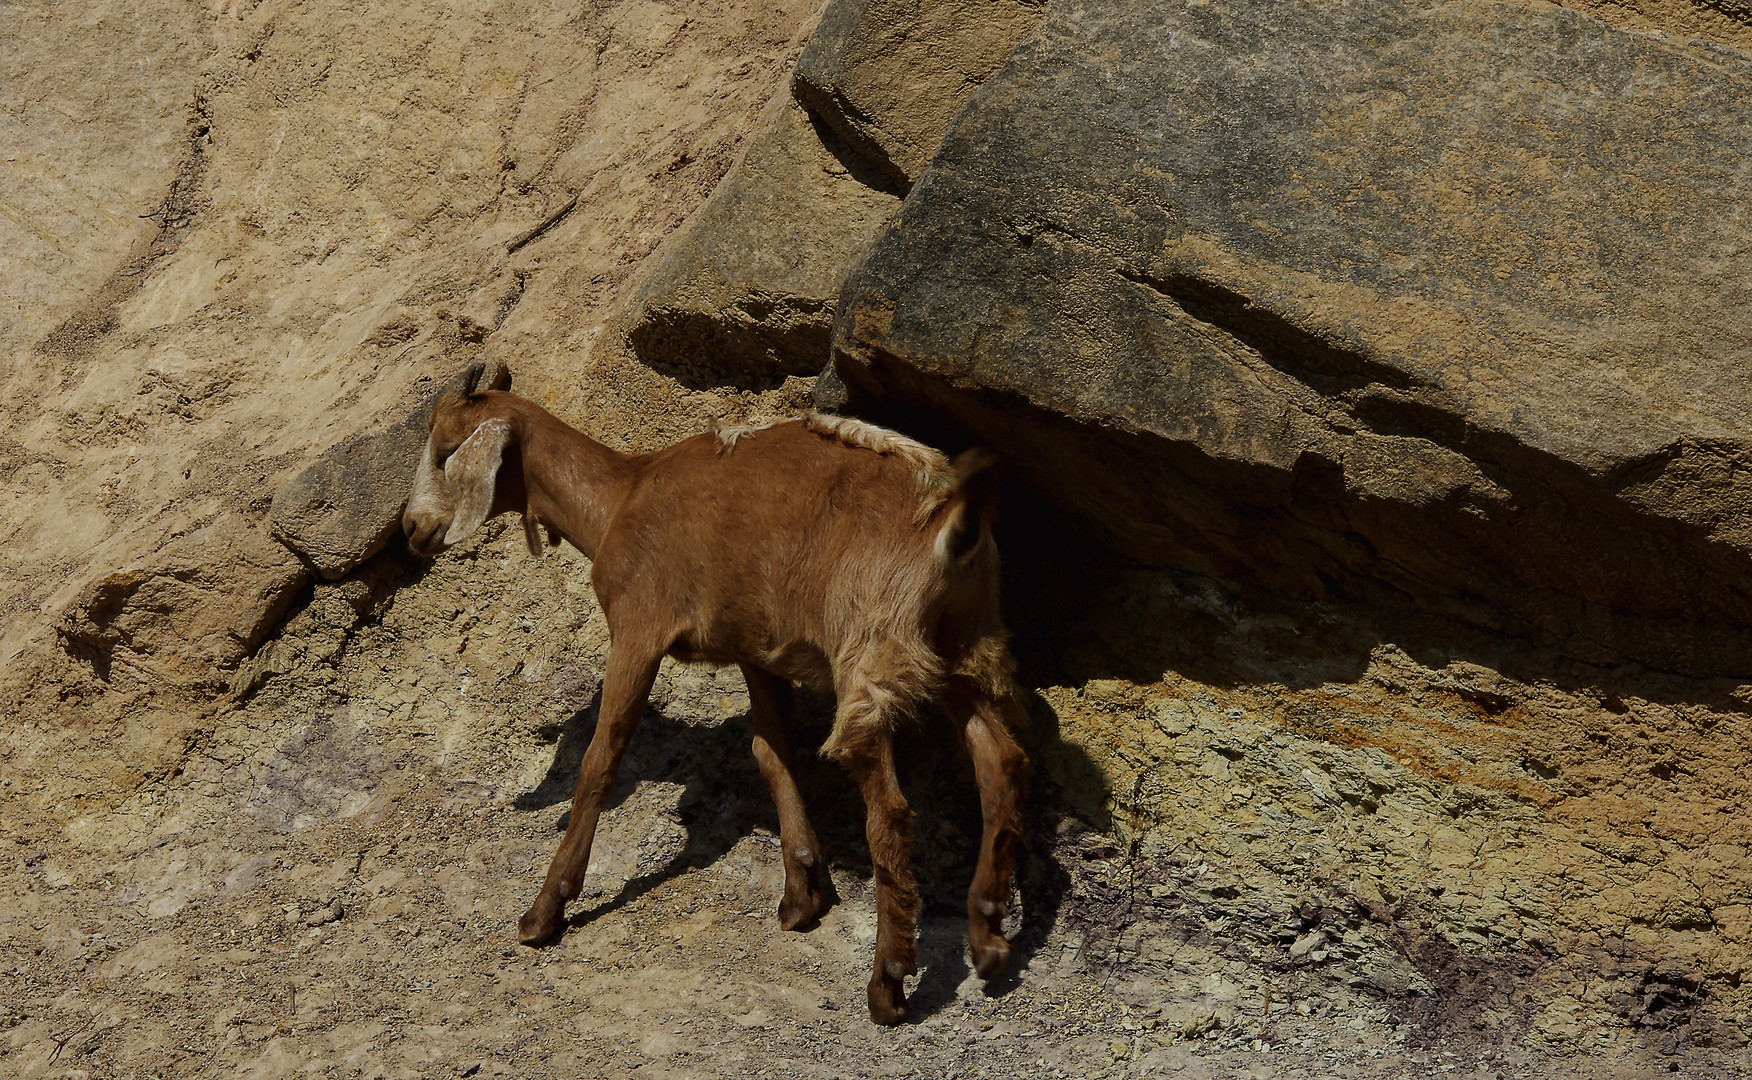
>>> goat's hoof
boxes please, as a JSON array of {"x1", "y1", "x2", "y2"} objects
[
  {"x1": 518, "y1": 901, "x2": 564, "y2": 946},
  {"x1": 970, "y1": 937, "x2": 1010, "y2": 981},
  {"x1": 867, "y1": 977, "x2": 908, "y2": 1026},
  {"x1": 778, "y1": 887, "x2": 829, "y2": 931}
]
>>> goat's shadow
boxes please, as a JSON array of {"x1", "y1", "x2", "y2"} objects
[
  {"x1": 509, "y1": 684, "x2": 1083, "y2": 1023},
  {"x1": 512, "y1": 695, "x2": 772, "y2": 927}
]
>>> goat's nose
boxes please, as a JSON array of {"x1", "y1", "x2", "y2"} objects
[{"x1": 402, "y1": 512, "x2": 441, "y2": 555}]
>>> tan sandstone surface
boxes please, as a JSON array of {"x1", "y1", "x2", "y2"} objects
[{"x1": 5, "y1": 1, "x2": 1752, "y2": 1078}]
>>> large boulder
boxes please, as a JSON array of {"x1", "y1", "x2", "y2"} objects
[
  {"x1": 625, "y1": 93, "x2": 901, "y2": 389},
  {"x1": 830, "y1": 0, "x2": 1752, "y2": 676},
  {"x1": 791, "y1": 0, "x2": 1044, "y2": 191}
]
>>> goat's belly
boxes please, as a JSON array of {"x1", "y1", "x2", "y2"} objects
[
  {"x1": 760, "y1": 643, "x2": 834, "y2": 691},
  {"x1": 664, "y1": 646, "x2": 733, "y2": 668},
  {"x1": 666, "y1": 638, "x2": 832, "y2": 691},
  {"x1": 662, "y1": 608, "x2": 836, "y2": 688},
  {"x1": 664, "y1": 637, "x2": 742, "y2": 666}
]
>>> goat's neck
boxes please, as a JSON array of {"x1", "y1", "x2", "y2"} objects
[{"x1": 517, "y1": 414, "x2": 636, "y2": 559}]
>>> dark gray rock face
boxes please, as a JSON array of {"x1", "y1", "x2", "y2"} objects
[
  {"x1": 830, "y1": 0, "x2": 1752, "y2": 674},
  {"x1": 270, "y1": 409, "x2": 432, "y2": 581},
  {"x1": 629, "y1": 0, "x2": 1037, "y2": 393}
]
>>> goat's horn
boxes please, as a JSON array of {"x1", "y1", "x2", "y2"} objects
[{"x1": 462, "y1": 361, "x2": 487, "y2": 395}]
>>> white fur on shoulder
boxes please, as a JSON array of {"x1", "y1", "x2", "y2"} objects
[
  {"x1": 710, "y1": 418, "x2": 780, "y2": 451},
  {"x1": 801, "y1": 412, "x2": 949, "y2": 480}
]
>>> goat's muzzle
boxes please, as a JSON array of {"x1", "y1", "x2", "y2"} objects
[{"x1": 402, "y1": 507, "x2": 448, "y2": 557}]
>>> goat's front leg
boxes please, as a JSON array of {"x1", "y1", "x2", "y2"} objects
[
  {"x1": 519, "y1": 644, "x2": 663, "y2": 945},
  {"x1": 741, "y1": 664, "x2": 831, "y2": 930},
  {"x1": 841, "y1": 728, "x2": 918, "y2": 1025},
  {"x1": 945, "y1": 677, "x2": 1029, "y2": 980}
]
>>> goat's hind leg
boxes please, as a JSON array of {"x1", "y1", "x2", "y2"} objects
[
  {"x1": 833, "y1": 708, "x2": 918, "y2": 1026},
  {"x1": 519, "y1": 642, "x2": 663, "y2": 945},
  {"x1": 741, "y1": 664, "x2": 830, "y2": 930},
  {"x1": 945, "y1": 676, "x2": 1028, "y2": 980}
]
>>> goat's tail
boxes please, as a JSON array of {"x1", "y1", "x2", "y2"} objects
[{"x1": 933, "y1": 446, "x2": 1004, "y2": 568}]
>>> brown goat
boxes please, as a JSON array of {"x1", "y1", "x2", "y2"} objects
[{"x1": 400, "y1": 374, "x2": 1028, "y2": 1024}]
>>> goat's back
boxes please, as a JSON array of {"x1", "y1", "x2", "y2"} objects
[{"x1": 590, "y1": 419, "x2": 985, "y2": 696}]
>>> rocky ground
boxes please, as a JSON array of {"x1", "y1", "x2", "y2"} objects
[{"x1": 9, "y1": 516, "x2": 1752, "y2": 1077}]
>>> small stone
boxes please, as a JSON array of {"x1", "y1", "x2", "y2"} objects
[
  {"x1": 1289, "y1": 931, "x2": 1326, "y2": 958},
  {"x1": 1181, "y1": 1012, "x2": 1223, "y2": 1039},
  {"x1": 305, "y1": 899, "x2": 344, "y2": 926}
]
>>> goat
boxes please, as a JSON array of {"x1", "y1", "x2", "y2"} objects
[{"x1": 400, "y1": 369, "x2": 1029, "y2": 1025}]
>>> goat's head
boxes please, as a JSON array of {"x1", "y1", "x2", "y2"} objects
[{"x1": 402, "y1": 387, "x2": 523, "y2": 557}]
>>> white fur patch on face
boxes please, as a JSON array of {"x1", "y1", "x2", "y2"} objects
[
  {"x1": 442, "y1": 418, "x2": 512, "y2": 546},
  {"x1": 407, "y1": 436, "x2": 454, "y2": 525}
]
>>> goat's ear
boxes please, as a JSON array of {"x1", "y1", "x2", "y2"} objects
[
  {"x1": 460, "y1": 360, "x2": 510, "y2": 396},
  {"x1": 442, "y1": 417, "x2": 513, "y2": 546}
]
